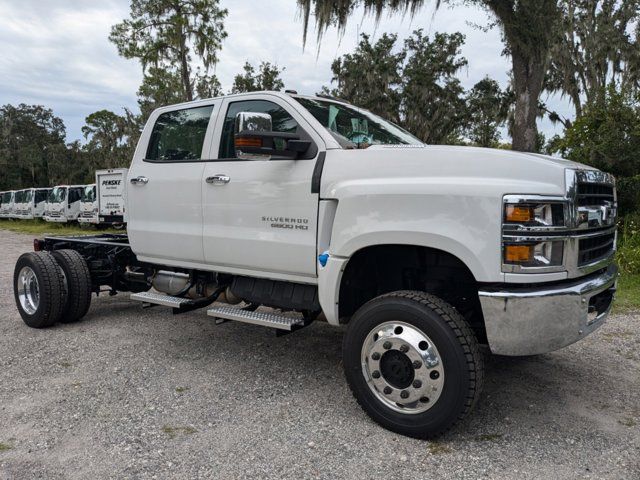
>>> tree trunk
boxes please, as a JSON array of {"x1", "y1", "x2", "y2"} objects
[
  {"x1": 511, "y1": 48, "x2": 546, "y2": 152},
  {"x1": 180, "y1": 49, "x2": 193, "y2": 102}
]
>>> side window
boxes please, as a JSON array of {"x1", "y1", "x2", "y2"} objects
[
  {"x1": 69, "y1": 188, "x2": 82, "y2": 203},
  {"x1": 146, "y1": 105, "x2": 214, "y2": 162},
  {"x1": 218, "y1": 100, "x2": 299, "y2": 159}
]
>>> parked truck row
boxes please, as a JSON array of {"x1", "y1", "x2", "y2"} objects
[{"x1": 0, "y1": 169, "x2": 127, "y2": 227}]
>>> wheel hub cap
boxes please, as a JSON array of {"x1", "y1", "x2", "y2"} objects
[
  {"x1": 361, "y1": 321, "x2": 444, "y2": 414},
  {"x1": 17, "y1": 266, "x2": 40, "y2": 315},
  {"x1": 379, "y1": 350, "x2": 414, "y2": 389}
]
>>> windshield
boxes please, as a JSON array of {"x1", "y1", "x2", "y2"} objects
[
  {"x1": 49, "y1": 187, "x2": 67, "y2": 203},
  {"x1": 82, "y1": 185, "x2": 96, "y2": 202},
  {"x1": 295, "y1": 97, "x2": 423, "y2": 149}
]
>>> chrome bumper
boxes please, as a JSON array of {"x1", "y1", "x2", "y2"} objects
[{"x1": 479, "y1": 264, "x2": 617, "y2": 356}]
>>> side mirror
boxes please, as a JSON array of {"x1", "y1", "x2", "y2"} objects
[{"x1": 234, "y1": 111, "x2": 311, "y2": 160}]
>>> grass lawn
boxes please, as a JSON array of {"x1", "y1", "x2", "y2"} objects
[
  {"x1": 0, "y1": 218, "x2": 122, "y2": 236},
  {"x1": 615, "y1": 273, "x2": 640, "y2": 313}
]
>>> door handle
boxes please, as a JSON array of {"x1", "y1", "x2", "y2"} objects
[
  {"x1": 130, "y1": 176, "x2": 149, "y2": 185},
  {"x1": 206, "y1": 174, "x2": 230, "y2": 185}
]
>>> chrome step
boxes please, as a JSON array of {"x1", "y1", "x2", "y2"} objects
[
  {"x1": 207, "y1": 305, "x2": 305, "y2": 331},
  {"x1": 130, "y1": 291, "x2": 194, "y2": 308}
]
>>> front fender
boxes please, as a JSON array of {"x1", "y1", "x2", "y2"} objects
[{"x1": 327, "y1": 192, "x2": 504, "y2": 283}]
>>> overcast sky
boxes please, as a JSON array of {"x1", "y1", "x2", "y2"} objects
[{"x1": 0, "y1": 0, "x2": 571, "y2": 143}]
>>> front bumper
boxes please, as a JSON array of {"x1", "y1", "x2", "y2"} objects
[
  {"x1": 78, "y1": 215, "x2": 98, "y2": 224},
  {"x1": 44, "y1": 215, "x2": 68, "y2": 223},
  {"x1": 479, "y1": 264, "x2": 617, "y2": 356}
]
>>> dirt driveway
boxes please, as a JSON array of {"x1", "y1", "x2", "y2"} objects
[{"x1": 0, "y1": 229, "x2": 638, "y2": 479}]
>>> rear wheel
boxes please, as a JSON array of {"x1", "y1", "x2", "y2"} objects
[
  {"x1": 343, "y1": 291, "x2": 484, "y2": 439},
  {"x1": 52, "y1": 249, "x2": 92, "y2": 323},
  {"x1": 13, "y1": 252, "x2": 66, "y2": 328}
]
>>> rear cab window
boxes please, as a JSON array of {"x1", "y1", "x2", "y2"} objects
[{"x1": 146, "y1": 105, "x2": 214, "y2": 162}]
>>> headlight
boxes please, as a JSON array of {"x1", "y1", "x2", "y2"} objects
[
  {"x1": 504, "y1": 202, "x2": 565, "y2": 228},
  {"x1": 502, "y1": 195, "x2": 569, "y2": 273},
  {"x1": 503, "y1": 240, "x2": 564, "y2": 268}
]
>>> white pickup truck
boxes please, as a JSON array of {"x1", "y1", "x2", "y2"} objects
[{"x1": 12, "y1": 91, "x2": 618, "y2": 438}]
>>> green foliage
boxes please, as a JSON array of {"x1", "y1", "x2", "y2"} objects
[
  {"x1": 617, "y1": 213, "x2": 640, "y2": 275},
  {"x1": 82, "y1": 109, "x2": 140, "y2": 170},
  {"x1": 109, "y1": 0, "x2": 228, "y2": 101},
  {"x1": 402, "y1": 31, "x2": 468, "y2": 144},
  {"x1": 465, "y1": 77, "x2": 510, "y2": 147},
  {"x1": 137, "y1": 67, "x2": 186, "y2": 120},
  {"x1": 0, "y1": 219, "x2": 121, "y2": 235},
  {"x1": 615, "y1": 273, "x2": 640, "y2": 312},
  {"x1": 617, "y1": 176, "x2": 640, "y2": 216},
  {"x1": 556, "y1": 87, "x2": 640, "y2": 179},
  {"x1": 547, "y1": 0, "x2": 640, "y2": 118},
  {"x1": 328, "y1": 33, "x2": 404, "y2": 123},
  {"x1": 296, "y1": 0, "x2": 562, "y2": 151},
  {"x1": 0, "y1": 104, "x2": 67, "y2": 190},
  {"x1": 231, "y1": 62, "x2": 285, "y2": 94},
  {"x1": 327, "y1": 31, "x2": 469, "y2": 144}
]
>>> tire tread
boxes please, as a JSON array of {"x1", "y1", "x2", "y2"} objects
[
  {"x1": 345, "y1": 290, "x2": 484, "y2": 438},
  {"x1": 52, "y1": 249, "x2": 92, "y2": 323}
]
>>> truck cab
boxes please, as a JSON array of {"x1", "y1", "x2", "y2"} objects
[
  {"x1": 14, "y1": 91, "x2": 618, "y2": 439},
  {"x1": 32, "y1": 188, "x2": 51, "y2": 218},
  {"x1": 77, "y1": 184, "x2": 98, "y2": 224},
  {"x1": 44, "y1": 185, "x2": 84, "y2": 223},
  {"x1": 0, "y1": 190, "x2": 15, "y2": 218},
  {"x1": 15, "y1": 188, "x2": 48, "y2": 219},
  {"x1": 13, "y1": 189, "x2": 30, "y2": 219}
]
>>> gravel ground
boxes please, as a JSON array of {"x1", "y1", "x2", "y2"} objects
[{"x1": 0, "y1": 228, "x2": 638, "y2": 480}]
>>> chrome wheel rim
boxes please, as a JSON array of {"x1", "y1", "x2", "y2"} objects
[
  {"x1": 17, "y1": 266, "x2": 40, "y2": 315},
  {"x1": 361, "y1": 321, "x2": 444, "y2": 414}
]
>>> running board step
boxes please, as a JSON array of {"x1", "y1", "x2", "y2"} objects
[
  {"x1": 207, "y1": 305, "x2": 305, "y2": 331},
  {"x1": 130, "y1": 291, "x2": 195, "y2": 308}
]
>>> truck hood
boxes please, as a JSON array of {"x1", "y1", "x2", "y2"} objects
[{"x1": 322, "y1": 145, "x2": 597, "y2": 198}]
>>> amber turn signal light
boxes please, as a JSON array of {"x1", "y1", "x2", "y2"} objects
[
  {"x1": 234, "y1": 137, "x2": 263, "y2": 148},
  {"x1": 504, "y1": 244, "x2": 533, "y2": 263},
  {"x1": 505, "y1": 205, "x2": 533, "y2": 223}
]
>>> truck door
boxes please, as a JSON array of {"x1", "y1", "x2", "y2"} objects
[
  {"x1": 127, "y1": 102, "x2": 219, "y2": 265},
  {"x1": 202, "y1": 95, "x2": 322, "y2": 280}
]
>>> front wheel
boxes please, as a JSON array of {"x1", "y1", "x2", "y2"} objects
[{"x1": 343, "y1": 291, "x2": 484, "y2": 439}]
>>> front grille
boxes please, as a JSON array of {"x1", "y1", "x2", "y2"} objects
[
  {"x1": 578, "y1": 232, "x2": 615, "y2": 266},
  {"x1": 576, "y1": 183, "x2": 614, "y2": 206}
]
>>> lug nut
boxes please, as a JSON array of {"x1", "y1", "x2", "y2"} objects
[
  {"x1": 430, "y1": 370, "x2": 440, "y2": 380},
  {"x1": 371, "y1": 352, "x2": 381, "y2": 360},
  {"x1": 383, "y1": 386, "x2": 392, "y2": 395},
  {"x1": 412, "y1": 360, "x2": 422, "y2": 369},
  {"x1": 399, "y1": 344, "x2": 409, "y2": 353},
  {"x1": 383, "y1": 341, "x2": 392, "y2": 350},
  {"x1": 372, "y1": 370, "x2": 381, "y2": 379},
  {"x1": 413, "y1": 380, "x2": 422, "y2": 388},
  {"x1": 400, "y1": 390, "x2": 409, "y2": 399}
]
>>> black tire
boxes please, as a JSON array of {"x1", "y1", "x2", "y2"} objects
[
  {"x1": 52, "y1": 249, "x2": 92, "y2": 323},
  {"x1": 13, "y1": 252, "x2": 67, "y2": 328},
  {"x1": 343, "y1": 290, "x2": 484, "y2": 439}
]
